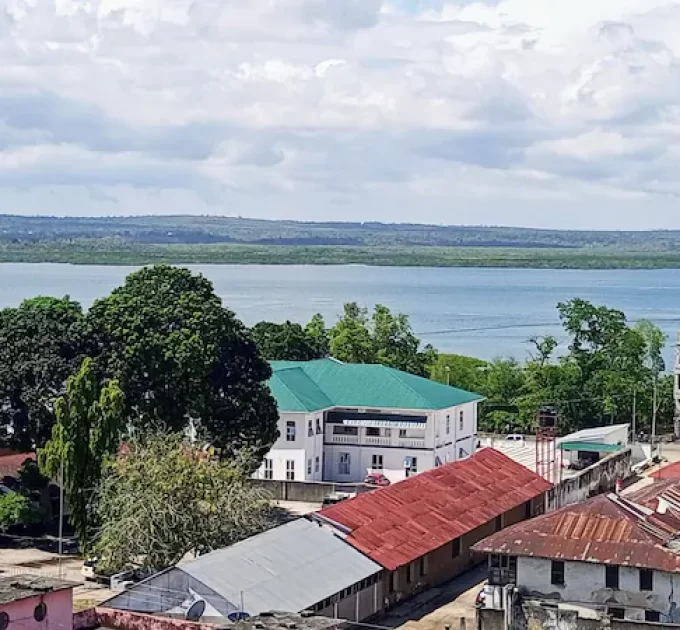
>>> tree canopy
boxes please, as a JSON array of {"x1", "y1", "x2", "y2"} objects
[
  {"x1": 251, "y1": 318, "x2": 328, "y2": 361},
  {"x1": 39, "y1": 357, "x2": 125, "y2": 551},
  {"x1": 86, "y1": 265, "x2": 279, "y2": 460},
  {"x1": 0, "y1": 296, "x2": 86, "y2": 450},
  {"x1": 329, "y1": 303, "x2": 436, "y2": 376},
  {"x1": 95, "y1": 433, "x2": 273, "y2": 574}
]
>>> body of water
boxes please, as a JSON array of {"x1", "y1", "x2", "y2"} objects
[{"x1": 1, "y1": 264, "x2": 679, "y2": 365}]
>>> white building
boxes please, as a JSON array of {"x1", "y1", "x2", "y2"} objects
[
  {"x1": 255, "y1": 358, "x2": 484, "y2": 484},
  {"x1": 473, "y1": 480, "x2": 680, "y2": 625}
]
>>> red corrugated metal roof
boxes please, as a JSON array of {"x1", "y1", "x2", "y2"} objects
[
  {"x1": 318, "y1": 448, "x2": 552, "y2": 571},
  {"x1": 472, "y1": 489, "x2": 680, "y2": 573},
  {"x1": 0, "y1": 452, "x2": 35, "y2": 479},
  {"x1": 652, "y1": 461, "x2": 680, "y2": 480}
]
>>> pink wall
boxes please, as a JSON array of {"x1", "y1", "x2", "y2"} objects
[
  {"x1": 94, "y1": 608, "x2": 215, "y2": 630},
  {"x1": 1, "y1": 588, "x2": 73, "y2": 630}
]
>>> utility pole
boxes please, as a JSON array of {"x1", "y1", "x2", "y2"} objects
[
  {"x1": 632, "y1": 389, "x2": 636, "y2": 444},
  {"x1": 445, "y1": 366, "x2": 450, "y2": 386},
  {"x1": 652, "y1": 379, "x2": 658, "y2": 460},
  {"x1": 58, "y1": 454, "x2": 64, "y2": 578}
]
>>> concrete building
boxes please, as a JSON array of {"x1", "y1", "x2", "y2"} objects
[
  {"x1": 473, "y1": 479, "x2": 680, "y2": 626},
  {"x1": 258, "y1": 358, "x2": 484, "y2": 484},
  {"x1": 316, "y1": 449, "x2": 551, "y2": 607},
  {"x1": 104, "y1": 518, "x2": 384, "y2": 623},
  {"x1": 0, "y1": 575, "x2": 77, "y2": 630}
]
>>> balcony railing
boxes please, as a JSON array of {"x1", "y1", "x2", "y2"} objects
[
  {"x1": 399, "y1": 438, "x2": 425, "y2": 448},
  {"x1": 363, "y1": 436, "x2": 391, "y2": 446},
  {"x1": 328, "y1": 434, "x2": 360, "y2": 444}
]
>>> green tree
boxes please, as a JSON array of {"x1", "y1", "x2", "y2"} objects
[
  {"x1": 0, "y1": 493, "x2": 40, "y2": 532},
  {"x1": 95, "y1": 433, "x2": 273, "y2": 574},
  {"x1": 304, "y1": 314, "x2": 330, "y2": 358},
  {"x1": 330, "y1": 303, "x2": 435, "y2": 376},
  {"x1": 0, "y1": 296, "x2": 85, "y2": 450},
  {"x1": 251, "y1": 321, "x2": 324, "y2": 361},
  {"x1": 39, "y1": 358, "x2": 125, "y2": 552},
  {"x1": 430, "y1": 354, "x2": 487, "y2": 392},
  {"x1": 86, "y1": 265, "x2": 279, "y2": 460}
]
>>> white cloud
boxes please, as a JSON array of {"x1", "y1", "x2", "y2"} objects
[{"x1": 0, "y1": 0, "x2": 679, "y2": 228}]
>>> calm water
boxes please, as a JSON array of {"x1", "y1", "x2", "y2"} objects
[{"x1": 1, "y1": 263, "x2": 679, "y2": 364}]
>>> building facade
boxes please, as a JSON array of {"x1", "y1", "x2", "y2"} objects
[
  {"x1": 0, "y1": 575, "x2": 76, "y2": 630},
  {"x1": 473, "y1": 481, "x2": 680, "y2": 625},
  {"x1": 316, "y1": 449, "x2": 552, "y2": 607},
  {"x1": 256, "y1": 358, "x2": 483, "y2": 484}
]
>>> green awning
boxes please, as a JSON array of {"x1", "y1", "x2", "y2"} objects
[{"x1": 559, "y1": 441, "x2": 623, "y2": 453}]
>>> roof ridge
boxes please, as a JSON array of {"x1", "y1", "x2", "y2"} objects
[
  {"x1": 271, "y1": 368, "x2": 327, "y2": 412},
  {"x1": 379, "y1": 365, "x2": 432, "y2": 408}
]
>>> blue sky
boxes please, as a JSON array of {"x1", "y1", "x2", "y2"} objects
[{"x1": 1, "y1": 0, "x2": 680, "y2": 229}]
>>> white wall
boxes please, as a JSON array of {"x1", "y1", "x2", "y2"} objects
[
  {"x1": 432, "y1": 401, "x2": 478, "y2": 465},
  {"x1": 517, "y1": 556, "x2": 680, "y2": 622},
  {"x1": 324, "y1": 444, "x2": 435, "y2": 483},
  {"x1": 255, "y1": 412, "x2": 310, "y2": 482}
]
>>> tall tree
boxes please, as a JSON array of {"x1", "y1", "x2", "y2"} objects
[
  {"x1": 0, "y1": 296, "x2": 85, "y2": 449},
  {"x1": 39, "y1": 358, "x2": 125, "y2": 551},
  {"x1": 86, "y1": 265, "x2": 278, "y2": 460},
  {"x1": 95, "y1": 433, "x2": 273, "y2": 574},
  {"x1": 304, "y1": 314, "x2": 330, "y2": 358},
  {"x1": 330, "y1": 303, "x2": 435, "y2": 376},
  {"x1": 251, "y1": 321, "x2": 324, "y2": 361}
]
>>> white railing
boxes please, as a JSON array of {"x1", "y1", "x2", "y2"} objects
[
  {"x1": 329, "y1": 434, "x2": 360, "y2": 444},
  {"x1": 363, "y1": 436, "x2": 391, "y2": 446},
  {"x1": 400, "y1": 438, "x2": 425, "y2": 448}
]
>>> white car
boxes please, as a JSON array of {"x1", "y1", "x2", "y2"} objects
[{"x1": 506, "y1": 434, "x2": 526, "y2": 442}]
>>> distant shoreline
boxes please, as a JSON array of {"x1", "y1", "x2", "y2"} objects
[{"x1": 2, "y1": 242, "x2": 680, "y2": 270}]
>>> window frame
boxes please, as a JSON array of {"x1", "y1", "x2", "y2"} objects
[
  {"x1": 339, "y1": 452, "x2": 351, "y2": 475},
  {"x1": 452, "y1": 538, "x2": 461, "y2": 558},
  {"x1": 605, "y1": 565, "x2": 620, "y2": 591},
  {"x1": 639, "y1": 568, "x2": 653, "y2": 592},
  {"x1": 285, "y1": 459, "x2": 295, "y2": 481},
  {"x1": 314, "y1": 456, "x2": 320, "y2": 473},
  {"x1": 371, "y1": 454, "x2": 384, "y2": 470},
  {"x1": 550, "y1": 560, "x2": 565, "y2": 586},
  {"x1": 264, "y1": 458, "x2": 273, "y2": 480},
  {"x1": 459, "y1": 410, "x2": 464, "y2": 432},
  {"x1": 286, "y1": 420, "x2": 296, "y2": 442}
]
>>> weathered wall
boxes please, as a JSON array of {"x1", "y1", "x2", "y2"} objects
[
  {"x1": 516, "y1": 558, "x2": 680, "y2": 622},
  {"x1": 548, "y1": 448, "x2": 632, "y2": 511},
  {"x1": 73, "y1": 608, "x2": 99, "y2": 630},
  {"x1": 94, "y1": 607, "x2": 217, "y2": 630},
  {"x1": 479, "y1": 605, "x2": 680, "y2": 630},
  {"x1": 0, "y1": 586, "x2": 74, "y2": 630},
  {"x1": 250, "y1": 478, "x2": 371, "y2": 502}
]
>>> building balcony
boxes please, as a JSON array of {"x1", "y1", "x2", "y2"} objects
[
  {"x1": 400, "y1": 438, "x2": 425, "y2": 448},
  {"x1": 364, "y1": 436, "x2": 392, "y2": 446},
  {"x1": 329, "y1": 434, "x2": 360, "y2": 444}
]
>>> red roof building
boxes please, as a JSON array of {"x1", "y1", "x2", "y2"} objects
[
  {"x1": 651, "y1": 461, "x2": 680, "y2": 480},
  {"x1": 318, "y1": 449, "x2": 552, "y2": 572},
  {"x1": 0, "y1": 451, "x2": 35, "y2": 479}
]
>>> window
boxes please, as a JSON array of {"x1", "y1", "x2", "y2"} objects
[
  {"x1": 286, "y1": 421, "x2": 296, "y2": 442},
  {"x1": 452, "y1": 538, "x2": 461, "y2": 558},
  {"x1": 286, "y1": 460, "x2": 295, "y2": 481},
  {"x1": 399, "y1": 429, "x2": 407, "y2": 438},
  {"x1": 645, "y1": 611, "x2": 660, "y2": 623},
  {"x1": 640, "y1": 569, "x2": 653, "y2": 591},
  {"x1": 525, "y1": 500, "x2": 533, "y2": 519},
  {"x1": 495, "y1": 515, "x2": 503, "y2": 531},
  {"x1": 608, "y1": 608, "x2": 624, "y2": 620},
  {"x1": 333, "y1": 425, "x2": 358, "y2": 435},
  {"x1": 366, "y1": 427, "x2": 380, "y2": 437},
  {"x1": 316, "y1": 417, "x2": 322, "y2": 434},
  {"x1": 459, "y1": 448, "x2": 465, "y2": 459},
  {"x1": 315, "y1": 456, "x2": 320, "y2": 473},
  {"x1": 307, "y1": 459, "x2": 312, "y2": 475},
  {"x1": 308, "y1": 420, "x2": 313, "y2": 436},
  {"x1": 264, "y1": 459, "x2": 273, "y2": 480},
  {"x1": 419, "y1": 556, "x2": 428, "y2": 577},
  {"x1": 406, "y1": 563, "x2": 415, "y2": 584},
  {"x1": 389, "y1": 572, "x2": 397, "y2": 593},
  {"x1": 459, "y1": 410, "x2": 464, "y2": 432},
  {"x1": 372, "y1": 454, "x2": 384, "y2": 470},
  {"x1": 446, "y1": 415, "x2": 450, "y2": 434},
  {"x1": 551, "y1": 561, "x2": 565, "y2": 586},
  {"x1": 405, "y1": 457, "x2": 418, "y2": 478},
  {"x1": 339, "y1": 453, "x2": 351, "y2": 475},
  {"x1": 605, "y1": 566, "x2": 619, "y2": 590}
]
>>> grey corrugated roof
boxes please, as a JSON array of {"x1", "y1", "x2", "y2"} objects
[
  {"x1": 558, "y1": 424, "x2": 629, "y2": 445},
  {"x1": 179, "y1": 519, "x2": 381, "y2": 616}
]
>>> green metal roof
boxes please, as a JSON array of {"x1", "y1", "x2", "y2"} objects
[
  {"x1": 559, "y1": 441, "x2": 623, "y2": 453},
  {"x1": 268, "y1": 358, "x2": 485, "y2": 413}
]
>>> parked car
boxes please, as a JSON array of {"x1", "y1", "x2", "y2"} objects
[
  {"x1": 506, "y1": 434, "x2": 525, "y2": 443},
  {"x1": 321, "y1": 492, "x2": 355, "y2": 507},
  {"x1": 364, "y1": 472, "x2": 391, "y2": 487}
]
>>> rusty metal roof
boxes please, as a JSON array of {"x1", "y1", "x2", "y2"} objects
[
  {"x1": 317, "y1": 449, "x2": 552, "y2": 571},
  {"x1": 652, "y1": 461, "x2": 680, "y2": 480},
  {"x1": 0, "y1": 452, "x2": 35, "y2": 479},
  {"x1": 0, "y1": 575, "x2": 78, "y2": 605},
  {"x1": 472, "y1": 490, "x2": 680, "y2": 573}
]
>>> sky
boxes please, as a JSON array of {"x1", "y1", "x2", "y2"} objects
[{"x1": 1, "y1": 0, "x2": 680, "y2": 229}]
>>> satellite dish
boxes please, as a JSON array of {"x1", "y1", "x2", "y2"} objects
[
  {"x1": 228, "y1": 612, "x2": 250, "y2": 622},
  {"x1": 185, "y1": 599, "x2": 206, "y2": 621},
  {"x1": 0, "y1": 612, "x2": 9, "y2": 630}
]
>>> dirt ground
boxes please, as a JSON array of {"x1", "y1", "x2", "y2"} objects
[{"x1": 0, "y1": 547, "x2": 116, "y2": 606}]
